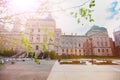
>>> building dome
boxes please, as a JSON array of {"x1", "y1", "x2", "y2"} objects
[
  {"x1": 86, "y1": 25, "x2": 107, "y2": 35},
  {"x1": 90, "y1": 25, "x2": 107, "y2": 31},
  {"x1": 45, "y1": 13, "x2": 55, "y2": 21}
]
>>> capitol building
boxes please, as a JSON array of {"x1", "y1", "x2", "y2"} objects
[{"x1": 0, "y1": 14, "x2": 113, "y2": 56}]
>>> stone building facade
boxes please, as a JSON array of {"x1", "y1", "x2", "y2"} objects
[
  {"x1": 85, "y1": 25, "x2": 112, "y2": 56},
  {"x1": 114, "y1": 30, "x2": 120, "y2": 47},
  {"x1": 0, "y1": 15, "x2": 113, "y2": 56},
  {"x1": 61, "y1": 35, "x2": 87, "y2": 56},
  {"x1": 113, "y1": 29, "x2": 120, "y2": 56},
  {"x1": 60, "y1": 25, "x2": 113, "y2": 56}
]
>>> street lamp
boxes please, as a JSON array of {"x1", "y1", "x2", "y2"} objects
[{"x1": 89, "y1": 37, "x2": 93, "y2": 64}]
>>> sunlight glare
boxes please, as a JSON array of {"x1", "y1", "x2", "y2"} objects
[{"x1": 10, "y1": 0, "x2": 38, "y2": 12}]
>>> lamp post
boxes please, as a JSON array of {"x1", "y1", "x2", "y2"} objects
[{"x1": 89, "y1": 38, "x2": 93, "y2": 64}]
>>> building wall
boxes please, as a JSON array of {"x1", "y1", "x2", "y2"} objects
[
  {"x1": 60, "y1": 35, "x2": 87, "y2": 56},
  {"x1": 55, "y1": 28, "x2": 62, "y2": 55},
  {"x1": 0, "y1": 19, "x2": 114, "y2": 57},
  {"x1": 25, "y1": 18, "x2": 56, "y2": 56},
  {"x1": 114, "y1": 31, "x2": 120, "y2": 47},
  {"x1": 113, "y1": 30, "x2": 120, "y2": 56},
  {"x1": 0, "y1": 26, "x2": 26, "y2": 53},
  {"x1": 86, "y1": 29, "x2": 112, "y2": 56}
]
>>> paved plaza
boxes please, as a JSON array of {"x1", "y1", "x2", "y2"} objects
[
  {"x1": 0, "y1": 59, "x2": 120, "y2": 80},
  {"x1": 0, "y1": 59, "x2": 55, "y2": 80},
  {"x1": 48, "y1": 59, "x2": 120, "y2": 80}
]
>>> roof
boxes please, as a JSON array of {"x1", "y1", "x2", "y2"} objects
[
  {"x1": 86, "y1": 25, "x2": 107, "y2": 35},
  {"x1": 90, "y1": 25, "x2": 107, "y2": 30},
  {"x1": 62, "y1": 35, "x2": 86, "y2": 37}
]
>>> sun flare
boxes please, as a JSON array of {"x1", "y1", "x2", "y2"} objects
[{"x1": 10, "y1": 0, "x2": 38, "y2": 12}]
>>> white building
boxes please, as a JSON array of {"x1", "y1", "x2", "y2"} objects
[
  {"x1": 0, "y1": 15, "x2": 113, "y2": 56},
  {"x1": 25, "y1": 14, "x2": 58, "y2": 56}
]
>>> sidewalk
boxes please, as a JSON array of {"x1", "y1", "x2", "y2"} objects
[{"x1": 47, "y1": 61, "x2": 120, "y2": 80}]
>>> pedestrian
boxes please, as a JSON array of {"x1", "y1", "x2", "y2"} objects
[{"x1": 58, "y1": 58, "x2": 61, "y2": 62}]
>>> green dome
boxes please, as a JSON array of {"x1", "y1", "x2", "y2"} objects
[
  {"x1": 86, "y1": 25, "x2": 107, "y2": 35},
  {"x1": 90, "y1": 25, "x2": 107, "y2": 30}
]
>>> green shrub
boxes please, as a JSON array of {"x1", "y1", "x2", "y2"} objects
[
  {"x1": 49, "y1": 50, "x2": 57, "y2": 59},
  {"x1": 34, "y1": 56, "x2": 40, "y2": 64},
  {"x1": 44, "y1": 51, "x2": 50, "y2": 58},
  {"x1": 0, "y1": 49, "x2": 17, "y2": 57}
]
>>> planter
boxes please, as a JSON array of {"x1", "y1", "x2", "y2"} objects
[{"x1": 11, "y1": 61, "x2": 16, "y2": 64}]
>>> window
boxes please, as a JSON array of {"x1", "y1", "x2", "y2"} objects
[
  {"x1": 79, "y1": 49, "x2": 81, "y2": 52},
  {"x1": 36, "y1": 45, "x2": 39, "y2": 50},
  {"x1": 101, "y1": 42, "x2": 103, "y2": 46},
  {"x1": 105, "y1": 42, "x2": 108, "y2": 46},
  {"x1": 31, "y1": 29, "x2": 34, "y2": 33},
  {"x1": 62, "y1": 41, "x2": 64, "y2": 44},
  {"x1": 36, "y1": 36, "x2": 40, "y2": 42},
  {"x1": 62, "y1": 49, "x2": 64, "y2": 52},
  {"x1": 66, "y1": 49, "x2": 68, "y2": 53},
  {"x1": 31, "y1": 36, "x2": 33, "y2": 42},
  {"x1": 79, "y1": 43, "x2": 81, "y2": 47},
  {"x1": 66, "y1": 42, "x2": 68, "y2": 47},
  {"x1": 97, "y1": 42, "x2": 99, "y2": 46},
  {"x1": 57, "y1": 33, "x2": 59, "y2": 37},
  {"x1": 75, "y1": 49, "x2": 77, "y2": 52},
  {"x1": 98, "y1": 49, "x2": 100, "y2": 52},
  {"x1": 74, "y1": 43, "x2": 76, "y2": 47},
  {"x1": 106, "y1": 49, "x2": 108, "y2": 52},
  {"x1": 38, "y1": 28, "x2": 40, "y2": 32},
  {"x1": 102, "y1": 49, "x2": 104, "y2": 52}
]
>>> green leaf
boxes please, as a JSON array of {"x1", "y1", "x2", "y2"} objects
[
  {"x1": 80, "y1": 8, "x2": 87, "y2": 17},
  {"x1": 77, "y1": 18, "x2": 80, "y2": 24},
  {"x1": 75, "y1": 13, "x2": 77, "y2": 18},
  {"x1": 89, "y1": 0, "x2": 96, "y2": 8},
  {"x1": 88, "y1": 14, "x2": 92, "y2": 18},
  {"x1": 89, "y1": 19, "x2": 94, "y2": 22},
  {"x1": 70, "y1": 12, "x2": 74, "y2": 15},
  {"x1": 34, "y1": 56, "x2": 40, "y2": 64}
]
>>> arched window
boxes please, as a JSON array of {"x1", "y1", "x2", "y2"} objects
[
  {"x1": 36, "y1": 45, "x2": 39, "y2": 50},
  {"x1": 98, "y1": 49, "x2": 100, "y2": 52}
]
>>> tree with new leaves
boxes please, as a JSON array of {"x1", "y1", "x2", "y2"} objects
[
  {"x1": 70, "y1": 0, "x2": 95, "y2": 24},
  {"x1": 0, "y1": 0, "x2": 96, "y2": 62}
]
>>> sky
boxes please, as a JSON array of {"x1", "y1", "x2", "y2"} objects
[
  {"x1": 50, "y1": 0, "x2": 120, "y2": 40},
  {"x1": 2, "y1": 0, "x2": 120, "y2": 40}
]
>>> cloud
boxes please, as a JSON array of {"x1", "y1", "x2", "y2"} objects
[{"x1": 107, "y1": 1, "x2": 120, "y2": 19}]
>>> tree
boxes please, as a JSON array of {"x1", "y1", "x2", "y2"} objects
[
  {"x1": 70, "y1": 0, "x2": 95, "y2": 25},
  {"x1": 0, "y1": 0, "x2": 96, "y2": 63}
]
